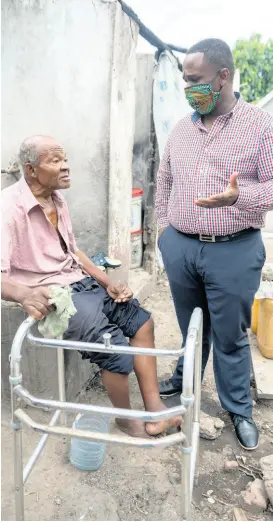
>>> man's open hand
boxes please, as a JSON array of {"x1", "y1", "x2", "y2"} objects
[
  {"x1": 107, "y1": 283, "x2": 133, "y2": 303},
  {"x1": 20, "y1": 287, "x2": 52, "y2": 320},
  {"x1": 195, "y1": 172, "x2": 239, "y2": 208}
]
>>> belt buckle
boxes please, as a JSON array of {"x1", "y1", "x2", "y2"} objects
[{"x1": 199, "y1": 234, "x2": 216, "y2": 242}]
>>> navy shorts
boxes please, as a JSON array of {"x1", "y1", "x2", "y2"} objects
[{"x1": 63, "y1": 277, "x2": 151, "y2": 375}]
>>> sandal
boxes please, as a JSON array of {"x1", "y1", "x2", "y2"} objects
[{"x1": 91, "y1": 252, "x2": 121, "y2": 269}]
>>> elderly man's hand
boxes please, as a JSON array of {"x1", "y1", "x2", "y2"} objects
[
  {"x1": 20, "y1": 287, "x2": 53, "y2": 320},
  {"x1": 195, "y1": 172, "x2": 239, "y2": 208},
  {"x1": 107, "y1": 283, "x2": 133, "y2": 303}
]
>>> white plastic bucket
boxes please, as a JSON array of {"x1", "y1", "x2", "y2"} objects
[
  {"x1": 131, "y1": 188, "x2": 143, "y2": 233},
  {"x1": 131, "y1": 229, "x2": 143, "y2": 269}
]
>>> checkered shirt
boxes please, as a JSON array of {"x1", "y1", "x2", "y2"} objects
[{"x1": 156, "y1": 96, "x2": 273, "y2": 235}]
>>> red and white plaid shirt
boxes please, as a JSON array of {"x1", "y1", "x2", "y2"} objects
[{"x1": 156, "y1": 95, "x2": 273, "y2": 235}]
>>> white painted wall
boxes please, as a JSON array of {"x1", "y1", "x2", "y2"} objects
[{"x1": 108, "y1": 4, "x2": 138, "y2": 280}]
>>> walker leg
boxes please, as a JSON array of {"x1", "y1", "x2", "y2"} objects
[
  {"x1": 194, "y1": 438, "x2": 200, "y2": 487},
  {"x1": 181, "y1": 405, "x2": 193, "y2": 520},
  {"x1": 13, "y1": 423, "x2": 24, "y2": 521},
  {"x1": 181, "y1": 450, "x2": 192, "y2": 520},
  {"x1": 193, "y1": 320, "x2": 202, "y2": 488},
  {"x1": 57, "y1": 348, "x2": 69, "y2": 454}
]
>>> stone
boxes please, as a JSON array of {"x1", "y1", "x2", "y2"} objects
[
  {"x1": 214, "y1": 418, "x2": 225, "y2": 429},
  {"x1": 199, "y1": 411, "x2": 225, "y2": 440},
  {"x1": 260, "y1": 454, "x2": 273, "y2": 505},
  {"x1": 239, "y1": 478, "x2": 268, "y2": 514},
  {"x1": 260, "y1": 455, "x2": 273, "y2": 481},
  {"x1": 224, "y1": 460, "x2": 239, "y2": 471}
]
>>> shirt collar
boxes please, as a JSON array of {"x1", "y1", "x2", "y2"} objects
[
  {"x1": 191, "y1": 91, "x2": 242, "y2": 123},
  {"x1": 18, "y1": 176, "x2": 64, "y2": 214}
]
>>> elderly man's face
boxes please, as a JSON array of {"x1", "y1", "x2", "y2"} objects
[{"x1": 33, "y1": 138, "x2": 71, "y2": 191}]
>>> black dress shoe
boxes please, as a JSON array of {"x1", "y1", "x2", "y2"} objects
[
  {"x1": 230, "y1": 414, "x2": 259, "y2": 450},
  {"x1": 159, "y1": 379, "x2": 181, "y2": 398}
]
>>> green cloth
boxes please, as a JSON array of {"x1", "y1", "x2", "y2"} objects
[{"x1": 38, "y1": 285, "x2": 77, "y2": 339}]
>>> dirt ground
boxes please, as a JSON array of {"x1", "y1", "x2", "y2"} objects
[{"x1": 1, "y1": 277, "x2": 273, "y2": 521}]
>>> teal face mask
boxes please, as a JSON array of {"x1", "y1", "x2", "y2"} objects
[
  {"x1": 185, "y1": 83, "x2": 221, "y2": 114},
  {"x1": 184, "y1": 72, "x2": 222, "y2": 114}
]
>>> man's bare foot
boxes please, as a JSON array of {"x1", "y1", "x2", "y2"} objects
[
  {"x1": 115, "y1": 419, "x2": 150, "y2": 438},
  {"x1": 145, "y1": 401, "x2": 182, "y2": 436}
]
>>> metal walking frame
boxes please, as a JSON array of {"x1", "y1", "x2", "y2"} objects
[{"x1": 9, "y1": 307, "x2": 203, "y2": 521}]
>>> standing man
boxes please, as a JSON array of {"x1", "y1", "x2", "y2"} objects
[{"x1": 156, "y1": 38, "x2": 273, "y2": 450}]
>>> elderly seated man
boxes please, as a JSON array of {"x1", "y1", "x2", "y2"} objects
[{"x1": 1, "y1": 135, "x2": 180, "y2": 438}]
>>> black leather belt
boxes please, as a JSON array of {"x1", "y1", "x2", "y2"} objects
[{"x1": 180, "y1": 227, "x2": 257, "y2": 243}]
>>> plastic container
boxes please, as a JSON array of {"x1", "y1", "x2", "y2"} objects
[
  {"x1": 257, "y1": 298, "x2": 273, "y2": 359},
  {"x1": 131, "y1": 229, "x2": 143, "y2": 269},
  {"x1": 131, "y1": 188, "x2": 143, "y2": 233},
  {"x1": 70, "y1": 414, "x2": 109, "y2": 471},
  {"x1": 251, "y1": 298, "x2": 260, "y2": 334}
]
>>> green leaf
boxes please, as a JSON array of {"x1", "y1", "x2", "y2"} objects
[{"x1": 233, "y1": 34, "x2": 273, "y2": 102}]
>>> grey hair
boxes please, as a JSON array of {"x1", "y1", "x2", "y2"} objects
[{"x1": 18, "y1": 137, "x2": 41, "y2": 175}]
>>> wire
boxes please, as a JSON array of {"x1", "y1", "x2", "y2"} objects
[{"x1": 118, "y1": 1, "x2": 187, "y2": 56}]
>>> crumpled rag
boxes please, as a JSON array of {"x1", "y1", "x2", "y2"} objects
[{"x1": 38, "y1": 285, "x2": 77, "y2": 339}]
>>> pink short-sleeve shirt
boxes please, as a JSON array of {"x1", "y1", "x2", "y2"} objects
[{"x1": 1, "y1": 177, "x2": 85, "y2": 288}]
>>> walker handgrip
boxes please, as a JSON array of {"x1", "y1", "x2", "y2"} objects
[{"x1": 27, "y1": 330, "x2": 185, "y2": 357}]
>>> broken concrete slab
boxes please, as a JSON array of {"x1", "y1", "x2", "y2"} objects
[
  {"x1": 239, "y1": 478, "x2": 268, "y2": 514},
  {"x1": 260, "y1": 454, "x2": 273, "y2": 506},
  {"x1": 199, "y1": 411, "x2": 225, "y2": 440}
]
